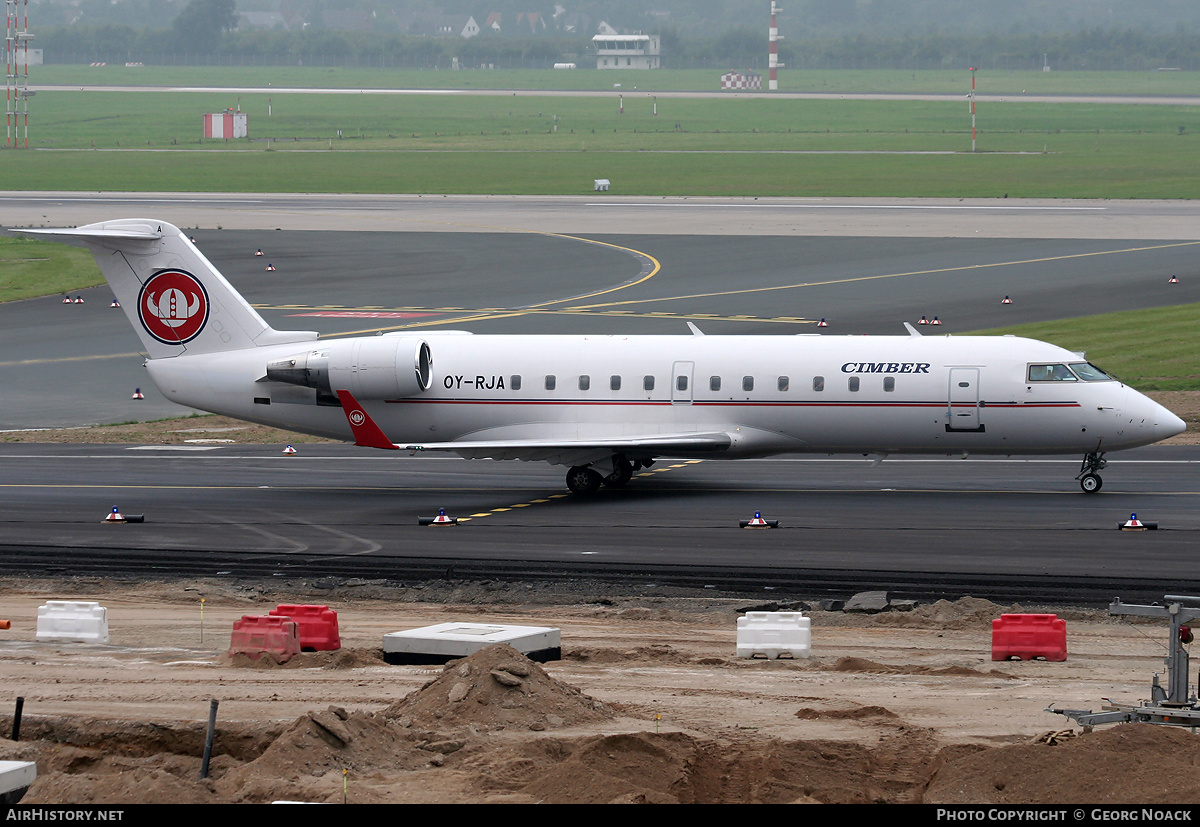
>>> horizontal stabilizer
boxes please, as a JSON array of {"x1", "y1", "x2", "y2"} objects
[{"x1": 19, "y1": 219, "x2": 317, "y2": 358}]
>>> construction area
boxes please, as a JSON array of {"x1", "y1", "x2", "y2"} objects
[{"x1": 1, "y1": 577, "x2": 1199, "y2": 805}]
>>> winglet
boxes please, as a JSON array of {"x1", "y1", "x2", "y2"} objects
[
  {"x1": 904, "y1": 322, "x2": 923, "y2": 337},
  {"x1": 336, "y1": 390, "x2": 400, "y2": 450}
]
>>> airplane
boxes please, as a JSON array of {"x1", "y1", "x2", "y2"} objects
[{"x1": 24, "y1": 218, "x2": 1186, "y2": 495}]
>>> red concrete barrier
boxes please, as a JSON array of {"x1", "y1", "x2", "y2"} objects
[
  {"x1": 229, "y1": 615, "x2": 300, "y2": 664},
  {"x1": 991, "y1": 613, "x2": 1067, "y2": 661},
  {"x1": 269, "y1": 604, "x2": 341, "y2": 652}
]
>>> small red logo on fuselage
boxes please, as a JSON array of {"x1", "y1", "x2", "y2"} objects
[{"x1": 138, "y1": 270, "x2": 209, "y2": 345}]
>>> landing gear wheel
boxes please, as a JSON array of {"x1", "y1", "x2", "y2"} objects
[
  {"x1": 566, "y1": 465, "x2": 603, "y2": 494},
  {"x1": 603, "y1": 458, "x2": 634, "y2": 488},
  {"x1": 1076, "y1": 451, "x2": 1107, "y2": 494}
]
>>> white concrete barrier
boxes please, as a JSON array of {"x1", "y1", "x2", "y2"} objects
[
  {"x1": 36, "y1": 601, "x2": 109, "y2": 643},
  {"x1": 736, "y1": 611, "x2": 811, "y2": 659}
]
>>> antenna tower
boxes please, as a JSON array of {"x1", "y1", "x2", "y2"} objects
[{"x1": 5, "y1": 0, "x2": 32, "y2": 148}]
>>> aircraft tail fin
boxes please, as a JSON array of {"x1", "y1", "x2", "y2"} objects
[{"x1": 23, "y1": 219, "x2": 316, "y2": 359}]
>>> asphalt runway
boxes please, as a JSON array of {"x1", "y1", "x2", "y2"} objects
[
  {"x1": 2, "y1": 194, "x2": 1198, "y2": 600},
  {"x1": 1, "y1": 443, "x2": 1197, "y2": 602}
]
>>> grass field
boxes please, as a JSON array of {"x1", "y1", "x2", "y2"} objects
[
  {"x1": 33, "y1": 65, "x2": 1200, "y2": 97},
  {"x1": 6, "y1": 66, "x2": 1198, "y2": 387},
  {"x1": 5, "y1": 83, "x2": 1199, "y2": 197},
  {"x1": 0, "y1": 237, "x2": 103, "y2": 302},
  {"x1": 972, "y1": 302, "x2": 1200, "y2": 391}
]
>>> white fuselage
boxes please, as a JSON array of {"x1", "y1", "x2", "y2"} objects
[{"x1": 145, "y1": 331, "x2": 1181, "y2": 461}]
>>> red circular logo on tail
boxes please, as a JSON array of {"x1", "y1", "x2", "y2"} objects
[{"x1": 138, "y1": 270, "x2": 209, "y2": 345}]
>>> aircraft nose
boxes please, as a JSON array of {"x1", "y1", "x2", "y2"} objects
[{"x1": 1154, "y1": 406, "x2": 1187, "y2": 441}]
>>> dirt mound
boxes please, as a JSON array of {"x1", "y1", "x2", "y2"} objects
[
  {"x1": 470, "y1": 729, "x2": 939, "y2": 804},
  {"x1": 384, "y1": 643, "x2": 611, "y2": 732},
  {"x1": 215, "y1": 706, "x2": 429, "y2": 803},
  {"x1": 564, "y1": 643, "x2": 698, "y2": 665},
  {"x1": 27, "y1": 766, "x2": 219, "y2": 805},
  {"x1": 795, "y1": 705, "x2": 901, "y2": 721},
  {"x1": 217, "y1": 648, "x2": 384, "y2": 669},
  {"x1": 926, "y1": 724, "x2": 1200, "y2": 804},
  {"x1": 828, "y1": 656, "x2": 1012, "y2": 678}
]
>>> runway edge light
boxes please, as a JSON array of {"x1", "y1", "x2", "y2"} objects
[
  {"x1": 419, "y1": 508, "x2": 458, "y2": 526},
  {"x1": 740, "y1": 511, "x2": 780, "y2": 529},
  {"x1": 1119, "y1": 512, "x2": 1158, "y2": 531}
]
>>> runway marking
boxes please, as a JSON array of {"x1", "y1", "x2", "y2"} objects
[
  {"x1": 566, "y1": 241, "x2": 1200, "y2": 311},
  {"x1": 270, "y1": 234, "x2": 661, "y2": 337},
  {"x1": 259, "y1": 304, "x2": 819, "y2": 327},
  {"x1": 0, "y1": 352, "x2": 144, "y2": 367}
]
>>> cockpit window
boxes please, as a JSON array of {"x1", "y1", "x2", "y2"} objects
[
  {"x1": 1027, "y1": 364, "x2": 1078, "y2": 382},
  {"x1": 1068, "y1": 362, "x2": 1114, "y2": 382}
]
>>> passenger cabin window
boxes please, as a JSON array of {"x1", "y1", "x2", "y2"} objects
[
  {"x1": 883, "y1": 376, "x2": 895, "y2": 392},
  {"x1": 1027, "y1": 364, "x2": 1078, "y2": 382},
  {"x1": 610, "y1": 375, "x2": 621, "y2": 391},
  {"x1": 510, "y1": 375, "x2": 522, "y2": 391},
  {"x1": 778, "y1": 376, "x2": 789, "y2": 392},
  {"x1": 710, "y1": 376, "x2": 721, "y2": 392},
  {"x1": 579, "y1": 374, "x2": 590, "y2": 391},
  {"x1": 813, "y1": 376, "x2": 825, "y2": 392},
  {"x1": 643, "y1": 375, "x2": 655, "y2": 391},
  {"x1": 742, "y1": 376, "x2": 754, "y2": 392},
  {"x1": 848, "y1": 376, "x2": 860, "y2": 392},
  {"x1": 676, "y1": 375, "x2": 688, "y2": 392},
  {"x1": 545, "y1": 374, "x2": 556, "y2": 391}
]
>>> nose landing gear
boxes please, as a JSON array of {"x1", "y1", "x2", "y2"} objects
[{"x1": 1076, "y1": 451, "x2": 1108, "y2": 493}]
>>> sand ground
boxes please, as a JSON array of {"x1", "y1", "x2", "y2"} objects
[{"x1": 0, "y1": 577, "x2": 1195, "y2": 805}]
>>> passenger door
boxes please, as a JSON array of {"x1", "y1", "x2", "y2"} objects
[{"x1": 947, "y1": 368, "x2": 982, "y2": 431}]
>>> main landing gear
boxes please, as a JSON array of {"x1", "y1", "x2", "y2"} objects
[
  {"x1": 1076, "y1": 451, "x2": 1108, "y2": 494},
  {"x1": 565, "y1": 456, "x2": 643, "y2": 494}
]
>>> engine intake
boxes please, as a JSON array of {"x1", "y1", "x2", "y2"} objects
[{"x1": 266, "y1": 337, "x2": 432, "y2": 399}]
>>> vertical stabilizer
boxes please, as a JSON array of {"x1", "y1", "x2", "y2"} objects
[{"x1": 23, "y1": 219, "x2": 315, "y2": 359}]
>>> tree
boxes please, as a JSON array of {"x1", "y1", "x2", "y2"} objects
[{"x1": 172, "y1": 0, "x2": 239, "y2": 55}]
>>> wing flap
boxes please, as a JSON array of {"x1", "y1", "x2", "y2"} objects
[{"x1": 336, "y1": 389, "x2": 731, "y2": 459}]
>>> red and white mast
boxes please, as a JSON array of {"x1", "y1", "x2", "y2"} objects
[
  {"x1": 5, "y1": 0, "x2": 31, "y2": 148},
  {"x1": 768, "y1": 2, "x2": 783, "y2": 91}
]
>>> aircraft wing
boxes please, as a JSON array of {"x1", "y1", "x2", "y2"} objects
[{"x1": 335, "y1": 390, "x2": 732, "y2": 464}]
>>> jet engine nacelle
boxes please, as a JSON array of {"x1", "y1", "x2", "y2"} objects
[{"x1": 266, "y1": 336, "x2": 433, "y2": 400}]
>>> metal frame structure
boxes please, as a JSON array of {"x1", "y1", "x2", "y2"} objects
[
  {"x1": 1050, "y1": 595, "x2": 1200, "y2": 729},
  {"x1": 5, "y1": 0, "x2": 32, "y2": 148}
]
